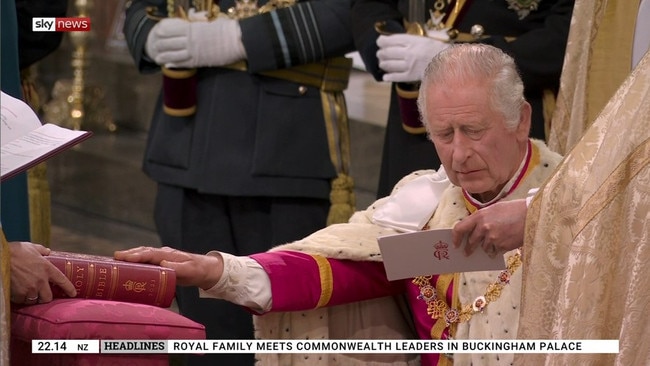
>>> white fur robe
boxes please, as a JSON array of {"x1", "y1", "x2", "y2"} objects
[{"x1": 254, "y1": 139, "x2": 561, "y2": 366}]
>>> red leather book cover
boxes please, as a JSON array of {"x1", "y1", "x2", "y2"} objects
[{"x1": 48, "y1": 251, "x2": 176, "y2": 308}]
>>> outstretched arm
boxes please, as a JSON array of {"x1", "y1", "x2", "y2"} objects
[
  {"x1": 115, "y1": 246, "x2": 402, "y2": 314},
  {"x1": 114, "y1": 246, "x2": 224, "y2": 290}
]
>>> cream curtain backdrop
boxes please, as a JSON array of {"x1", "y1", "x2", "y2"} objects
[{"x1": 546, "y1": 0, "x2": 640, "y2": 155}]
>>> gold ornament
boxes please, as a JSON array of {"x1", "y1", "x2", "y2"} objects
[{"x1": 413, "y1": 249, "x2": 522, "y2": 326}]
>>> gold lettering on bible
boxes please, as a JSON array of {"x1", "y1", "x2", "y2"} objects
[
  {"x1": 73, "y1": 265, "x2": 85, "y2": 291},
  {"x1": 122, "y1": 280, "x2": 147, "y2": 293},
  {"x1": 95, "y1": 267, "x2": 108, "y2": 298}
]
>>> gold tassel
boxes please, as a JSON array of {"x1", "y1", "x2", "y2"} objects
[
  {"x1": 320, "y1": 60, "x2": 355, "y2": 225},
  {"x1": 326, "y1": 173, "x2": 356, "y2": 226}
]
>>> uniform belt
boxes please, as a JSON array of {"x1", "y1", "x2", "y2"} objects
[
  {"x1": 223, "y1": 57, "x2": 353, "y2": 92},
  {"x1": 448, "y1": 30, "x2": 517, "y2": 43},
  {"x1": 224, "y1": 57, "x2": 355, "y2": 224}
]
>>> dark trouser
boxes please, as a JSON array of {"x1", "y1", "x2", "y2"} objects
[
  {"x1": 377, "y1": 90, "x2": 441, "y2": 199},
  {"x1": 154, "y1": 183, "x2": 329, "y2": 366}
]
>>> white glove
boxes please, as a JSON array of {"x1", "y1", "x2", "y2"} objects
[
  {"x1": 376, "y1": 30, "x2": 449, "y2": 83},
  {"x1": 187, "y1": 8, "x2": 208, "y2": 21},
  {"x1": 145, "y1": 16, "x2": 246, "y2": 68}
]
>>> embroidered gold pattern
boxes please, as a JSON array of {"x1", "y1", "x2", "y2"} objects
[{"x1": 413, "y1": 250, "x2": 522, "y2": 326}]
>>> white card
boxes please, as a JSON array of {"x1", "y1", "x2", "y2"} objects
[{"x1": 378, "y1": 228, "x2": 506, "y2": 280}]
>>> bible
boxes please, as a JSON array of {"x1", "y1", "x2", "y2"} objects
[
  {"x1": 48, "y1": 250, "x2": 177, "y2": 308},
  {"x1": 1, "y1": 91, "x2": 92, "y2": 182}
]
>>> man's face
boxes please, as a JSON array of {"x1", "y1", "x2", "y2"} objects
[{"x1": 425, "y1": 80, "x2": 530, "y2": 202}]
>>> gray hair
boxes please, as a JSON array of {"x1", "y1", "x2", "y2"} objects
[{"x1": 417, "y1": 44, "x2": 525, "y2": 132}]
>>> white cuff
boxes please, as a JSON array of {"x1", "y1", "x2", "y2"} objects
[{"x1": 199, "y1": 251, "x2": 272, "y2": 313}]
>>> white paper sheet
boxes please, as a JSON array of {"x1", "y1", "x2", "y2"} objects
[{"x1": 378, "y1": 228, "x2": 506, "y2": 280}]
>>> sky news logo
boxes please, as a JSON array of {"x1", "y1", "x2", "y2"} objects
[{"x1": 32, "y1": 17, "x2": 91, "y2": 32}]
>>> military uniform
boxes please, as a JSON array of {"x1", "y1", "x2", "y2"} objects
[
  {"x1": 351, "y1": 0, "x2": 574, "y2": 197},
  {"x1": 123, "y1": 1, "x2": 355, "y2": 365}
]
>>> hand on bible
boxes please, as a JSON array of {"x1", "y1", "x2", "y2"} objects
[
  {"x1": 114, "y1": 246, "x2": 224, "y2": 290},
  {"x1": 451, "y1": 199, "x2": 527, "y2": 257},
  {"x1": 9, "y1": 241, "x2": 76, "y2": 304}
]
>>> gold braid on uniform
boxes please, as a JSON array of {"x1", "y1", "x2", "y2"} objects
[
  {"x1": 231, "y1": 0, "x2": 356, "y2": 225},
  {"x1": 321, "y1": 87, "x2": 355, "y2": 226}
]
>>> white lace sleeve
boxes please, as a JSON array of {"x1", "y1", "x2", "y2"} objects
[{"x1": 198, "y1": 251, "x2": 272, "y2": 313}]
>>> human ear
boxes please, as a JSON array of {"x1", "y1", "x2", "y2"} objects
[{"x1": 516, "y1": 102, "x2": 532, "y2": 140}]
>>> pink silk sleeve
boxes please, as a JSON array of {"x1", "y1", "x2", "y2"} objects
[{"x1": 250, "y1": 251, "x2": 404, "y2": 312}]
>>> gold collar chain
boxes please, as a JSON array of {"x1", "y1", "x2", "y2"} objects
[{"x1": 412, "y1": 250, "x2": 522, "y2": 326}]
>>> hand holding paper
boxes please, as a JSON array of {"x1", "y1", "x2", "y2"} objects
[
  {"x1": 378, "y1": 228, "x2": 505, "y2": 281},
  {"x1": 452, "y1": 199, "x2": 527, "y2": 257}
]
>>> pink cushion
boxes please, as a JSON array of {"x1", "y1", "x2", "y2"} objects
[{"x1": 11, "y1": 298, "x2": 206, "y2": 366}]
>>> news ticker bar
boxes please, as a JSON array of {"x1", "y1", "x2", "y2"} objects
[{"x1": 32, "y1": 339, "x2": 619, "y2": 354}]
